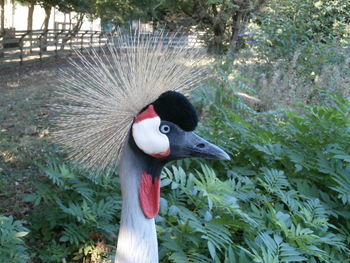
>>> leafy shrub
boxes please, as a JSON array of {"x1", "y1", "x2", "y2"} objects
[
  {"x1": 23, "y1": 165, "x2": 120, "y2": 262},
  {"x1": 156, "y1": 162, "x2": 349, "y2": 262},
  {"x1": 230, "y1": 0, "x2": 350, "y2": 109},
  {"x1": 22, "y1": 63, "x2": 350, "y2": 262},
  {"x1": 255, "y1": 51, "x2": 350, "y2": 108},
  {"x1": 179, "y1": 78, "x2": 350, "y2": 262},
  {"x1": 254, "y1": 0, "x2": 350, "y2": 61},
  {"x1": 221, "y1": 44, "x2": 350, "y2": 110},
  {"x1": 0, "y1": 215, "x2": 29, "y2": 263}
]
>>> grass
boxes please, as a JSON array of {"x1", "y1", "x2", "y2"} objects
[
  {"x1": 231, "y1": 47, "x2": 350, "y2": 110},
  {"x1": 0, "y1": 47, "x2": 349, "y2": 263},
  {"x1": 0, "y1": 59, "x2": 69, "y2": 217},
  {"x1": 1, "y1": 46, "x2": 349, "y2": 218}
]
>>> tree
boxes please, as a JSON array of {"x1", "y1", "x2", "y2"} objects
[
  {"x1": 40, "y1": 0, "x2": 58, "y2": 31},
  {"x1": 255, "y1": 0, "x2": 350, "y2": 60},
  {"x1": 0, "y1": 0, "x2": 5, "y2": 31},
  {"x1": 16, "y1": 0, "x2": 37, "y2": 31},
  {"x1": 56, "y1": 0, "x2": 99, "y2": 49},
  {"x1": 138, "y1": 0, "x2": 266, "y2": 54},
  {"x1": 95, "y1": 0, "x2": 133, "y2": 26},
  {"x1": 27, "y1": 0, "x2": 36, "y2": 31}
]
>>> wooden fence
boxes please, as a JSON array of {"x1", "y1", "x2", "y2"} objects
[
  {"x1": 0, "y1": 30, "x2": 205, "y2": 66},
  {"x1": 0, "y1": 29, "x2": 107, "y2": 65}
]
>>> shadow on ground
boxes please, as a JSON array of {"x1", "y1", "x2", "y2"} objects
[{"x1": 0, "y1": 57, "x2": 71, "y2": 217}]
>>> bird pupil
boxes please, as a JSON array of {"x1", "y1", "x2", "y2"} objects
[{"x1": 161, "y1": 125, "x2": 170, "y2": 133}]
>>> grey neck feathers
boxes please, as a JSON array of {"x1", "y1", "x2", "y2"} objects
[{"x1": 115, "y1": 142, "x2": 159, "y2": 263}]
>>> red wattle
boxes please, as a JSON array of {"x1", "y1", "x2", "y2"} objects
[{"x1": 139, "y1": 171, "x2": 160, "y2": 219}]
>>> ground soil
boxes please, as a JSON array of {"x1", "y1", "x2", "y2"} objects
[{"x1": 0, "y1": 57, "x2": 71, "y2": 217}]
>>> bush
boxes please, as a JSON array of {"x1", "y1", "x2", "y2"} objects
[
  {"x1": 23, "y1": 165, "x2": 121, "y2": 262},
  {"x1": 0, "y1": 215, "x2": 29, "y2": 263},
  {"x1": 254, "y1": 0, "x2": 350, "y2": 61},
  {"x1": 21, "y1": 62, "x2": 350, "y2": 262},
  {"x1": 230, "y1": 0, "x2": 350, "y2": 109},
  {"x1": 174, "y1": 76, "x2": 350, "y2": 262},
  {"x1": 225, "y1": 45, "x2": 350, "y2": 110}
]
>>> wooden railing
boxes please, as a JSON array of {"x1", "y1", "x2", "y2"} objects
[
  {"x1": 0, "y1": 29, "x2": 107, "y2": 65},
  {"x1": 114, "y1": 33, "x2": 205, "y2": 48},
  {"x1": 0, "y1": 30, "x2": 205, "y2": 66}
]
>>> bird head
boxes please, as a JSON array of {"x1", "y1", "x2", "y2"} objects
[
  {"x1": 130, "y1": 91, "x2": 230, "y2": 219},
  {"x1": 131, "y1": 91, "x2": 230, "y2": 163},
  {"x1": 53, "y1": 31, "x2": 229, "y2": 221}
]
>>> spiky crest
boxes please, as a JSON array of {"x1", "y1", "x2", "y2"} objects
[{"x1": 53, "y1": 30, "x2": 208, "y2": 173}]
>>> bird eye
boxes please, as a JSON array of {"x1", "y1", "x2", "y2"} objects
[{"x1": 160, "y1": 124, "x2": 171, "y2": 134}]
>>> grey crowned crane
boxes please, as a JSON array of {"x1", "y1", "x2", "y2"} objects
[{"x1": 54, "y1": 31, "x2": 230, "y2": 263}]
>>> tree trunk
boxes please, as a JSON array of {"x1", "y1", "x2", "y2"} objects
[
  {"x1": 41, "y1": 5, "x2": 51, "y2": 52},
  {"x1": 27, "y1": 0, "x2": 35, "y2": 52},
  {"x1": 230, "y1": 12, "x2": 243, "y2": 52},
  {"x1": 212, "y1": 22, "x2": 225, "y2": 54},
  {"x1": 0, "y1": 0, "x2": 5, "y2": 31},
  {"x1": 69, "y1": 12, "x2": 71, "y2": 30},
  {"x1": 43, "y1": 6, "x2": 51, "y2": 30},
  {"x1": 0, "y1": 0, "x2": 4, "y2": 58},
  {"x1": 27, "y1": 1, "x2": 35, "y2": 30},
  {"x1": 60, "y1": 13, "x2": 84, "y2": 50},
  {"x1": 75, "y1": 13, "x2": 84, "y2": 31},
  {"x1": 208, "y1": 4, "x2": 227, "y2": 54}
]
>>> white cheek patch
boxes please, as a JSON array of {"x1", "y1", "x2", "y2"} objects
[{"x1": 132, "y1": 116, "x2": 170, "y2": 157}]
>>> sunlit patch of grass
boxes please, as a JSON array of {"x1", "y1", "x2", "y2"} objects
[
  {"x1": 230, "y1": 47, "x2": 350, "y2": 110},
  {"x1": 0, "y1": 150, "x2": 18, "y2": 163},
  {"x1": 6, "y1": 82, "x2": 20, "y2": 88},
  {"x1": 73, "y1": 240, "x2": 113, "y2": 263}
]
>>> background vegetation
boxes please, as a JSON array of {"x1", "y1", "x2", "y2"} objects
[{"x1": 0, "y1": 0, "x2": 349, "y2": 262}]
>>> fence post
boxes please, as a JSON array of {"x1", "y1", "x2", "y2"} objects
[
  {"x1": 0, "y1": 30, "x2": 4, "y2": 58},
  {"x1": 55, "y1": 29, "x2": 63, "y2": 58},
  {"x1": 38, "y1": 30, "x2": 47, "y2": 62},
  {"x1": 69, "y1": 30, "x2": 73, "y2": 54},
  {"x1": 81, "y1": 31, "x2": 88, "y2": 51},
  {"x1": 29, "y1": 29, "x2": 32, "y2": 53},
  {"x1": 98, "y1": 31, "x2": 102, "y2": 52},
  {"x1": 90, "y1": 31, "x2": 95, "y2": 45},
  {"x1": 0, "y1": 29, "x2": 104, "y2": 65},
  {"x1": 41, "y1": 29, "x2": 49, "y2": 53},
  {"x1": 19, "y1": 30, "x2": 30, "y2": 65}
]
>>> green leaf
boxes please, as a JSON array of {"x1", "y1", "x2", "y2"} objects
[
  {"x1": 208, "y1": 240, "x2": 216, "y2": 260},
  {"x1": 14, "y1": 232, "x2": 28, "y2": 238}
]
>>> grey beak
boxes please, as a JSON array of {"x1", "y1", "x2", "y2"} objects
[{"x1": 182, "y1": 132, "x2": 231, "y2": 161}]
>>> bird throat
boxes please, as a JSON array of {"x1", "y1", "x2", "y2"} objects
[
  {"x1": 128, "y1": 131, "x2": 165, "y2": 219},
  {"x1": 139, "y1": 172, "x2": 160, "y2": 219}
]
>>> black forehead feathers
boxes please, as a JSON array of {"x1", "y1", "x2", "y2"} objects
[{"x1": 152, "y1": 91, "x2": 198, "y2": 131}]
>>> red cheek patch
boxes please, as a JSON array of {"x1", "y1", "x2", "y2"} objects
[
  {"x1": 135, "y1": 105, "x2": 158, "y2": 123},
  {"x1": 133, "y1": 104, "x2": 171, "y2": 158},
  {"x1": 150, "y1": 147, "x2": 170, "y2": 158},
  {"x1": 139, "y1": 172, "x2": 160, "y2": 219}
]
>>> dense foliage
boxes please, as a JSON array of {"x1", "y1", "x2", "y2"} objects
[
  {"x1": 255, "y1": 0, "x2": 350, "y2": 60},
  {"x1": 0, "y1": 216, "x2": 29, "y2": 263},
  {"x1": 138, "y1": 0, "x2": 266, "y2": 53},
  {"x1": 1, "y1": 0, "x2": 349, "y2": 262},
  {"x1": 23, "y1": 165, "x2": 121, "y2": 262},
  {"x1": 5, "y1": 74, "x2": 347, "y2": 262},
  {"x1": 182, "y1": 75, "x2": 350, "y2": 262}
]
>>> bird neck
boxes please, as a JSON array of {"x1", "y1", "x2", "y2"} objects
[{"x1": 115, "y1": 142, "x2": 162, "y2": 263}]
